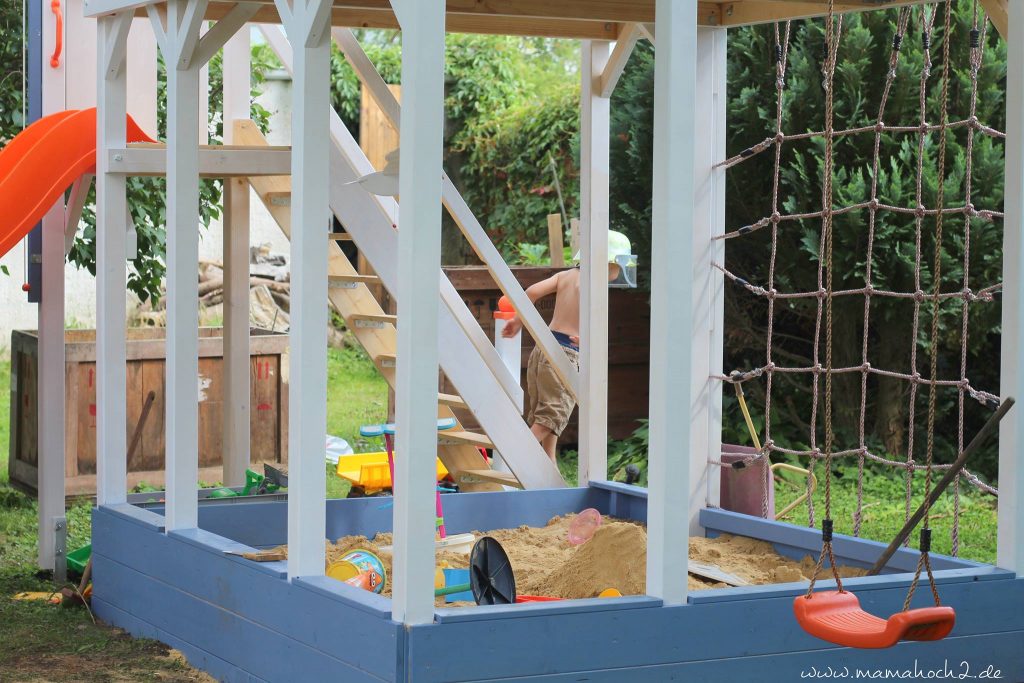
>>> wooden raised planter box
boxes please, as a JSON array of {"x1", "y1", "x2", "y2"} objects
[
  {"x1": 441, "y1": 266, "x2": 650, "y2": 443},
  {"x1": 8, "y1": 327, "x2": 289, "y2": 497}
]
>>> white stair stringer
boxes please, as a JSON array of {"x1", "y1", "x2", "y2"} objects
[
  {"x1": 326, "y1": 145, "x2": 566, "y2": 490},
  {"x1": 255, "y1": 24, "x2": 565, "y2": 489}
]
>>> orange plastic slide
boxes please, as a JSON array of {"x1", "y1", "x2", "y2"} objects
[{"x1": 0, "y1": 108, "x2": 154, "y2": 259}]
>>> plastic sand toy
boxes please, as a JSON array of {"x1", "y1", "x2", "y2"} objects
[{"x1": 567, "y1": 508, "x2": 602, "y2": 545}]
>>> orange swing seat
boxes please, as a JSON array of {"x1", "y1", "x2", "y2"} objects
[{"x1": 794, "y1": 590, "x2": 955, "y2": 649}]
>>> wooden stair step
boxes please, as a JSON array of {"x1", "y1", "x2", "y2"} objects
[
  {"x1": 437, "y1": 392, "x2": 466, "y2": 408},
  {"x1": 438, "y1": 430, "x2": 494, "y2": 449},
  {"x1": 328, "y1": 232, "x2": 354, "y2": 241},
  {"x1": 457, "y1": 469, "x2": 522, "y2": 489},
  {"x1": 349, "y1": 313, "x2": 397, "y2": 329},
  {"x1": 375, "y1": 353, "x2": 397, "y2": 369},
  {"x1": 264, "y1": 190, "x2": 291, "y2": 207},
  {"x1": 328, "y1": 273, "x2": 380, "y2": 290}
]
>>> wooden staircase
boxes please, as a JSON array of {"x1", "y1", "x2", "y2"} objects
[{"x1": 235, "y1": 120, "x2": 520, "y2": 492}]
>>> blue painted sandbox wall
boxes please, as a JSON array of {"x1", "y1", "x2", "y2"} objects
[{"x1": 92, "y1": 484, "x2": 1024, "y2": 682}]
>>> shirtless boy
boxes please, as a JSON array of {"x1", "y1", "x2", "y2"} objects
[{"x1": 502, "y1": 231, "x2": 633, "y2": 461}]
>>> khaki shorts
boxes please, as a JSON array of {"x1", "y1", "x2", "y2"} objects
[{"x1": 525, "y1": 344, "x2": 579, "y2": 437}]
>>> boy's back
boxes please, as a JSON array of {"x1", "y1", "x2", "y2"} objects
[{"x1": 548, "y1": 268, "x2": 581, "y2": 339}]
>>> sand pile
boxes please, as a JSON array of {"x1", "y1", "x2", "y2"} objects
[
  {"x1": 274, "y1": 514, "x2": 865, "y2": 604},
  {"x1": 533, "y1": 522, "x2": 647, "y2": 598}
]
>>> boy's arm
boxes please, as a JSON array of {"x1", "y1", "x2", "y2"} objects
[{"x1": 502, "y1": 273, "x2": 560, "y2": 337}]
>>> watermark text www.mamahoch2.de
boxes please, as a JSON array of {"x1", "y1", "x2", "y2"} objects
[{"x1": 799, "y1": 660, "x2": 1004, "y2": 680}]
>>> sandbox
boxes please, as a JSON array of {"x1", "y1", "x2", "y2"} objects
[
  {"x1": 280, "y1": 514, "x2": 868, "y2": 602},
  {"x1": 91, "y1": 482, "x2": 1024, "y2": 682}
]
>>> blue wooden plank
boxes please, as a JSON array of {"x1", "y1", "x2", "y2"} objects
[
  {"x1": 92, "y1": 507, "x2": 399, "y2": 679},
  {"x1": 171, "y1": 527, "x2": 288, "y2": 579},
  {"x1": 100, "y1": 502, "x2": 166, "y2": 531},
  {"x1": 688, "y1": 566, "x2": 1014, "y2": 604},
  {"x1": 701, "y1": 508, "x2": 980, "y2": 571},
  {"x1": 93, "y1": 555, "x2": 391, "y2": 683},
  {"x1": 405, "y1": 577, "x2": 1024, "y2": 682},
  {"x1": 434, "y1": 596, "x2": 662, "y2": 624},
  {"x1": 293, "y1": 575, "x2": 392, "y2": 619},
  {"x1": 173, "y1": 488, "x2": 615, "y2": 550},
  {"x1": 92, "y1": 597, "x2": 269, "y2": 683},
  {"x1": 467, "y1": 630, "x2": 1024, "y2": 683}
]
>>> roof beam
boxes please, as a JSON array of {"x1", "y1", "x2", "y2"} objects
[
  {"x1": 719, "y1": 1, "x2": 891, "y2": 26},
  {"x1": 203, "y1": 3, "x2": 622, "y2": 38}
]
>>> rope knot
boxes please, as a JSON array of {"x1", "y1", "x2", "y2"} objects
[
  {"x1": 861, "y1": 362, "x2": 871, "y2": 372},
  {"x1": 968, "y1": 115, "x2": 980, "y2": 129},
  {"x1": 816, "y1": 288, "x2": 827, "y2": 301},
  {"x1": 765, "y1": 362, "x2": 777, "y2": 373},
  {"x1": 913, "y1": 290, "x2": 926, "y2": 303},
  {"x1": 919, "y1": 122, "x2": 930, "y2": 134},
  {"x1": 774, "y1": 132, "x2": 786, "y2": 145},
  {"x1": 962, "y1": 287, "x2": 974, "y2": 302},
  {"x1": 911, "y1": 371, "x2": 922, "y2": 384},
  {"x1": 766, "y1": 288, "x2": 779, "y2": 300},
  {"x1": 864, "y1": 283, "x2": 875, "y2": 296},
  {"x1": 874, "y1": 121, "x2": 885, "y2": 133},
  {"x1": 964, "y1": 203, "x2": 977, "y2": 217},
  {"x1": 771, "y1": 211, "x2": 782, "y2": 224},
  {"x1": 812, "y1": 363, "x2": 824, "y2": 375},
  {"x1": 915, "y1": 204, "x2": 927, "y2": 218}
]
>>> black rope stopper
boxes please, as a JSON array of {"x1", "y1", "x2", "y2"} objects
[
  {"x1": 822, "y1": 519, "x2": 834, "y2": 543},
  {"x1": 922, "y1": 30, "x2": 931, "y2": 50},
  {"x1": 892, "y1": 33, "x2": 904, "y2": 51},
  {"x1": 919, "y1": 527, "x2": 932, "y2": 553},
  {"x1": 774, "y1": 43, "x2": 783, "y2": 64},
  {"x1": 970, "y1": 28, "x2": 981, "y2": 49}
]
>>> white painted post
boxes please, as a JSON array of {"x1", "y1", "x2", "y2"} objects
[
  {"x1": 95, "y1": 11, "x2": 132, "y2": 507},
  {"x1": 998, "y1": 0, "x2": 1024, "y2": 573},
  {"x1": 646, "y1": 0, "x2": 698, "y2": 605},
  {"x1": 689, "y1": 27, "x2": 727, "y2": 534},
  {"x1": 579, "y1": 39, "x2": 611, "y2": 485},
  {"x1": 275, "y1": 0, "x2": 331, "y2": 579},
  {"x1": 163, "y1": 0, "x2": 207, "y2": 531},
  {"x1": 390, "y1": 0, "x2": 446, "y2": 625},
  {"x1": 37, "y1": 0, "x2": 68, "y2": 572},
  {"x1": 222, "y1": 27, "x2": 251, "y2": 486}
]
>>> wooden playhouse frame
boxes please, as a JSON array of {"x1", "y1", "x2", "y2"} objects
[{"x1": 32, "y1": 0, "x2": 1024, "y2": 679}]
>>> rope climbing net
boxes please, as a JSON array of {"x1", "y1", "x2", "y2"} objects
[{"x1": 714, "y1": 0, "x2": 1003, "y2": 559}]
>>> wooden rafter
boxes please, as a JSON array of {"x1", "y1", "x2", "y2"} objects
[{"x1": 105, "y1": 0, "x2": 954, "y2": 36}]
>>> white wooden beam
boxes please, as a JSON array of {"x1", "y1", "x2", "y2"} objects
[
  {"x1": 579, "y1": 39, "x2": 611, "y2": 485},
  {"x1": 222, "y1": 28, "x2": 252, "y2": 487},
  {"x1": 102, "y1": 11, "x2": 134, "y2": 80},
  {"x1": 64, "y1": 175, "x2": 94, "y2": 254},
  {"x1": 599, "y1": 24, "x2": 639, "y2": 98},
  {"x1": 172, "y1": 0, "x2": 210, "y2": 69},
  {"x1": 146, "y1": 4, "x2": 168, "y2": 52},
  {"x1": 85, "y1": 0, "x2": 159, "y2": 18},
  {"x1": 96, "y1": 12, "x2": 131, "y2": 507},
  {"x1": 390, "y1": 0, "x2": 446, "y2": 626},
  {"x1": 106, "y1": 144, "x2": 292, "y2": 175},
  {"x1": 646, "y1": 0, "x2": 698, "y2": 606},
  {"x1": 275, "y1": 0, "x2": 332, "y2": 580},
  {"x1": 689, "y1": 26, "x2": 727, "y2": 534},
  {"x1": 162, "y1": 0, "x2": 206, "y2": 531},
  {"x1": 191, "y1": 3, "x2": 260, "y2": 68},
  {"x1": 333, "y1": 27, "x2": 580, "y2": 400},
  {"x1": 998, "y1": 0, "x2": 1024, "y2": 573}
]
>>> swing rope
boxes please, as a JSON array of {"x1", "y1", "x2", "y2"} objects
[
  {"x1": 807, "y1": 0, "x2": 845, "y2": 596},
  {"x1": 905, "y1": 0, "x2": 955, "y2": 610}
]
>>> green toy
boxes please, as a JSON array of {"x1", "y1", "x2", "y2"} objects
[{"x1": 209, "y1": 464, "x2": 288, "y2": 498}]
